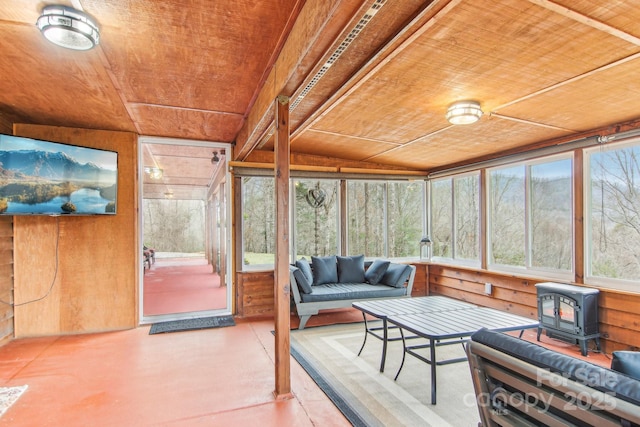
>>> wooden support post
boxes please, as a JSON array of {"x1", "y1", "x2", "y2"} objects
[{"x1": 273, "y1": 95, "x2": 292, "y2": 399}]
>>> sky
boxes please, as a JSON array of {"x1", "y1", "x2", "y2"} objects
[{"x1": 0, "y1": 134, "x2": 117, "y2": 171}]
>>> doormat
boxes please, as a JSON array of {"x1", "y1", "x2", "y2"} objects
[
  {"x1": 149, "y1": 315, "x2": 235, "y2": 335},
  {"x1": 0, "y1": 385, "x2": 28, "y2": 417}
]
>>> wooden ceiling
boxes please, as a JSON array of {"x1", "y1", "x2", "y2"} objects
[{"x1": 2, "y1": 0, "x2": 640, "y2": 184}]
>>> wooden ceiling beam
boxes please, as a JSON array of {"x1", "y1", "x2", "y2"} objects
[
  {"x1": 527, "y1": 0, "x2": 640, "y2": 46},
  {"x1": 234, "y1": 0, "x2": 368, "y2": 161}
]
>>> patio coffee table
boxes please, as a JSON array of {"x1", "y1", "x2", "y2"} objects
[
  {"x1": 352, "y1": 296, "x2": 477, "y2": 372},
  {"x1": 387, "y1": 307, "x2": 538, "y2": 404}
]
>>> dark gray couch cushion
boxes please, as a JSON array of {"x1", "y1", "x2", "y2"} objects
[
  {"x1": 380, "y1": 263, "x2": 411, "y2": 288},
  {"x1": 300, "y1": 282, "x2": 406, "y2": 302},
  {"x1": 291, "y1": 266, "x2": 313, "y2": 294},
  {"x1": 337, "y1": 254, "x2": 365, "y2": 283},
  {"x1": 471, "y1": 328, "x2": 640, "y2": 406},
  {"x1": 311, "y1": 255, "x2": 338, "y2": 285},
  {"x1": 365, "y1": 259, "x2": 390, "y2": 285},
  {"x1": 612, "y1": 351, "x2": 640, "y2": 381},
  {"x1": 295, "y1": 258, "x2": 313, "y2": 290}
]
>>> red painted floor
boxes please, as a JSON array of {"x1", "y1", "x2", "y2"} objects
[
  {"x1": 0, "y1": 301, "x2": 612, "y2": 425},
  {"x1": 143, "y1": 256, "x2": 227, "y2": 316}
]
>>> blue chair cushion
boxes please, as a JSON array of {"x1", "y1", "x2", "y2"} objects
[{"x1": 300, "y1": 283, "x2": 406, "y2": 302}]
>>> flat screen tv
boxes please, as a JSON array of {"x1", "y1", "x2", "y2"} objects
[{"x1": 0, "y1": 134, "x2": 118, "y2": 215}]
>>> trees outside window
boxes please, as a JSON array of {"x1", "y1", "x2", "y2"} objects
[
  {"x1": 143, "y1": 199, "x2": 205, "y2": 253},
  {"x1": 347, "y1": 181, "x2": 423, "y2": 258},
  {"x1": 489, "y1": 166, "x2": 524, "y2": 266},
  {"x1": 587, "y1": 141, "x2": 640, "y2": 285},
  {"x1": 488, "y1": 156, "x2": 572, "y2": 276},
  {"x1": 242, "y1": 177, "x2": 275, "y2": 265},
  {"x1": 431, "y1": 179, "x2": 452, "y2": 258},
  {"x1": 388, "y1": 181, "x2": 423, "y2": 257},
  {"x1": 241, "y1": 176, "x2": 425, "y2": 268},
  {"x1": 347, "y1": 181, "x2": 385, "y2": 256},
  {"x1": 430, "y1": 173, "x2": 479, "y2": 262},
  {"x1": 530, "y1": 159, "x2": 572, "y2": 270},
  {"x1": 294, "y1": 179, "x2": 338, "y2": 258}
]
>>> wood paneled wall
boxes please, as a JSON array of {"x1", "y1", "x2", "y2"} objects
[
  {"x1": 12, "y1": 124, "x2": 138, "y2": 337},
  {"x1": 428, "y1": 264, "x2": 640, "y2": 353},
  {"x1": 236, "y1": 270, "x2": 275, "y2": 318},
  {"x1": 0, "y1": 217, "x2": 13, "y2": 344}
]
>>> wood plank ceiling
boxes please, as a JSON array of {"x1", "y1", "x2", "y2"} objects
[{"x1": 2, "y1": 0, "x2": 640, "y2": 196}]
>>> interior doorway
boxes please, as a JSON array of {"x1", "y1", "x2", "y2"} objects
[{"x1": 139, "y1": 136, "x2": 231, "y2": 324}]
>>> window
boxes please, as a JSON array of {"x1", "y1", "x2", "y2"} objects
[
  {"x1": 488, "y1": 156, "x2": 573, "y2": 276},
  {"x1": 293, "y1": 179, "x2": 338, "y2": 259},
  {"x1": 488, "y1": 166, "x2": 525, "y2": 266},
  {"x1": 387, "y1": 181, "x2": 423, "y2": 257},
  {"x1": 347, "y1": 180, "x2": 424, "y2": 258},
  {"x1": 242, "y1": 176, "x2": 275, "y2": 267},
  {"x1": 241, "y1": 176, "x2": 425, "y2": 268},
  {"x1": 586, "y1": 140, "x2": 640, "y2": 286},
  {"x1": 430, "y1": 173, "x2": 480, "y2": 262},
  {"x1": 347, "y1": 181, "x2": 386, "y2": 256}
]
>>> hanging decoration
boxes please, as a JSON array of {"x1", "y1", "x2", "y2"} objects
[{"x1": 305, "y1": 188, "x2": 326, "y2": 208}]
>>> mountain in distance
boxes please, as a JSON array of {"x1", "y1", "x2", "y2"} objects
[{"x1": 0, "y1": 149, "x2": 116, "y2": 184}]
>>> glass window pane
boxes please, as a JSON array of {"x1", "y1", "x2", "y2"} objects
[
  {"x1": 242, "y1": 177, "x2": 275, "y2": 266},
  {"x1": 347, "y1": 181, "x2": 385, "y2": 256},
  {"x1": 388, "y1": 181, "x2": 423, "y2": 257},
  {"x1": 489, "y1": 166, "x2": 525, "y2": 266},
  {"x1": 431, "y1": 178, "x2": 452, "y2": 258},
  {"x1": 530, "y1": 159, "x2": 572, "y2": 270},
  {"x1": 454, "y1": 174, "x2": 480, "y2": 260},
  {"x1": 589, "y1": 144, "x2": 640, "y2": 281},
  {"x1": 294, "y1": 179, "x2": 338, "y2": 258}
]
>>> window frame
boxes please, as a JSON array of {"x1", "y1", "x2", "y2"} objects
[
  {"x1": 240, "y1": 174, "x2": 427, "y2": 271},
  {"x1": 429, "y1": 171, "x2": 481, "y2": 267},
  {"x1": 584, "y1": 138, "x2": 640, "y2": 291},
  {"x1": 486, "y1": 153, "x2": 575, "y2": 281}
]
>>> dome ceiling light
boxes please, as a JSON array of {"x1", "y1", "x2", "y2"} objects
[
  {"x1": 36, "y1": 5, "x2": 100, "y2": 51},
  {"x1": 446, "y1": 100, "x2": 483, "y2": 125}
]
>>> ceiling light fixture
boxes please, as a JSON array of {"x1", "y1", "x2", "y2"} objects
[
  {"x1": 446, "y1": 100, "x2": 483, "y2": 125},
  {"x1": 36, "y1": 5, "x2": 100, "y2": 51},
  {"x1": 144, "y1": 167, "x2": 163, "y2": 180}
]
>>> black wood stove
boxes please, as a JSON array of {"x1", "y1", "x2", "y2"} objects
[{"x1": 535, "y1": 282, "x2": 600, "y2": 356}]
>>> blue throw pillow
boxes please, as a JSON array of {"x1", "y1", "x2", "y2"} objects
[
  {"x1": 380, "y1": 264, "x2": 411, "y2": 288},
  {"x1": 365, "y1": 259, "x2": 390, "y2": 285},
  {"x1": 292, "y1": 267, "x2": 313, "y2": 294},
  {"x1": 337, "y1": 255, "x2": 365, "y2": 283},
  {"x1": 311, "y1": 255, "x2": 338, "y2": 285},
  {"x1": 611, "y1": 351, "x2": 640, "y2": 380},
  {"x1": 295, "y1": 258, "x2": 313, "y2": 287}
]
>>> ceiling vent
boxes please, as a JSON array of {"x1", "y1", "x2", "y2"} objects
[{"x1": 290, "y1": 0, "x2": 386, "y2": 111}]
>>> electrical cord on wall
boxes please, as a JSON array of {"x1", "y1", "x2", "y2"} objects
[{"x1": 0, "y1": 216, "x2": 60, "y2": 306}]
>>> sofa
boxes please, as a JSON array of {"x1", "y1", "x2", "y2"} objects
[
  {"x1": 289, "y1": 255, "x2": 415, "y2": 329},
  {"x1": 466, "y1": 328, "x2": 640, "y2": 427}
]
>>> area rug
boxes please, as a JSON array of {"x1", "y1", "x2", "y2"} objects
[
  {"x1": 290, "y1": 323, "x2": 481, "y2": 427},
  {"x1": 0, "y1": 385, "x2": 28, "y2": 417},
  {"x1": 149, "y1": 315, "x2": 235, "y2": 334}
]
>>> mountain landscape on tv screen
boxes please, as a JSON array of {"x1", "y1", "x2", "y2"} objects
[{"x1": 0, "y1": 149, "x2": 117, "y2": 215}]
